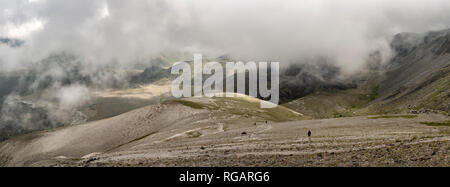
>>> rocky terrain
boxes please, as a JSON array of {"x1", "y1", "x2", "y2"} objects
[
  {"x1": 0, "y1": 96, "x2": 447, "y2": 167},
  {"x1": 0, "y1": 29, "x2": 449, "y2": 167},
  {"x1": 285, "y1": 29, "x2": 450, "y2": 118}
]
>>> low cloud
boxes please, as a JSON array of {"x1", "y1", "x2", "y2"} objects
[
  {"x1": 1, "y1": 0, "x2": 450, "y2": 141},
  {"x1": 0, "y1": 0, "x2": 449, "y2": 74}
]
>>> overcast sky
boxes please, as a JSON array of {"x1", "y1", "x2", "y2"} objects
[{"x1": 1, "y1": 0, "x2": 450, "y2": 73}]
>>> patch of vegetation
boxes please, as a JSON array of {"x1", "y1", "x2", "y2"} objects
[
  {"x1": 172, "y1": 97, "x2": 302, "y2": 122},
  {"x1": 413, "y1": 69, "x2": 450, "y2": 111},
  {"x1": 214, "y1": 97, "x2": 303, "y2": 122},
  {"x1": 353, "y1": 85, "x2": 379, "y2": 107},
  {"x1": 369, "y1": 86, "x2": 379, "y2": 101},
  {"x1": 186, "y1": 131, "x2": 202, "y2": 138},
  {"x1": 371, "y1": 108, "x2": 402, "y2": 115},
  {"x1": 282, "y1": 81, "x2": 381, "y2": 119},
  {"x1": 368, "y1": 115, "x2": 418, "y2": 119},
  {"x1": 420, "y1": 121, "x2": 450, "y2": 127},
  {"x1": 333, "y1": 110, "x2": 354, "y2": 118},
  {"x1": 171, "y1": 100, "x2": 219, "y2": 110}
]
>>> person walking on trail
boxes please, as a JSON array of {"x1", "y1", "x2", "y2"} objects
[{"x1": 307, "y1": 129, "x2": 312, "y2": 142}]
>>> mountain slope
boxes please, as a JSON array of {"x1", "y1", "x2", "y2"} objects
[
  {"x1": 284, "y1": 29, "x2": 450, "y2": 117},
  {"x1": 368, "y1": 29, "x2": 450, "y2": 114},
  {"x1": 0, "y1": 95, "x2": 302, "y2": 166}
]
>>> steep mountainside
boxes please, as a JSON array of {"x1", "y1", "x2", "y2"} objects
[
  {"x1": 0, "y1": 95, "x2": 302, "y2": 166},
  {"x1": 369, "y1": 29, "x2": 450, "y2": 113},
  {"x1": 284, "y1": 29, "x2": 450, "y2": 117}
]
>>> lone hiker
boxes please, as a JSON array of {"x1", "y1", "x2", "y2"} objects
[{"x1": 307, "y1": 129, "x2": 312, "y2": 137}]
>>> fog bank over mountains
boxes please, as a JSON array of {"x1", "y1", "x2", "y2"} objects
[
  {"x1": 1, "y1": 0, "x2": 450, "y2": 74},
  {"x1": 1, "y1": 0, "x2": 450, "y2": 141}
]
